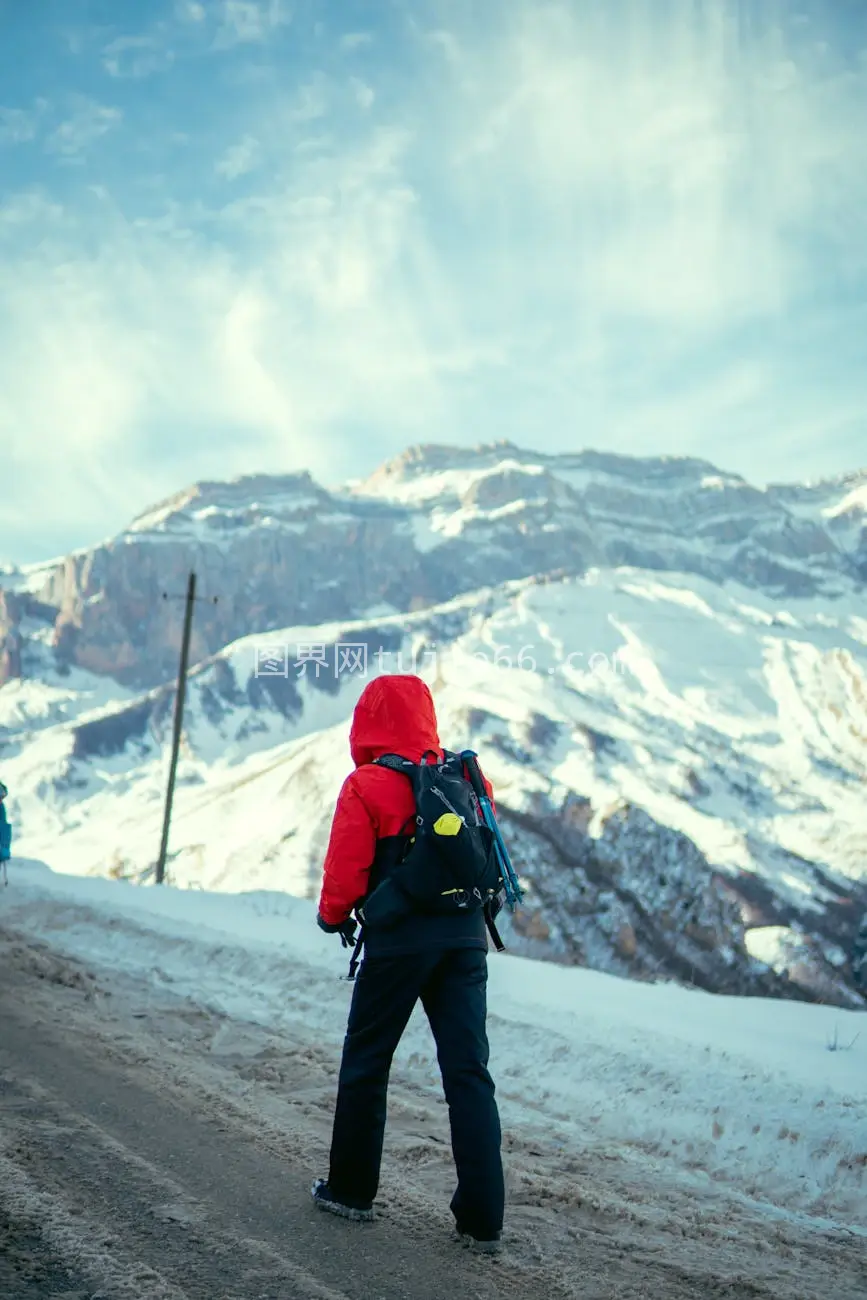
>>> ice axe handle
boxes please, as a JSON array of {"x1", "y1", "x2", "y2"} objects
[
  {"x1": 461, "y1": 750, "x2": 487, "y2": 801},
  {"x1": 461, "y1": 750, "x2": 523, "y2": 910}
]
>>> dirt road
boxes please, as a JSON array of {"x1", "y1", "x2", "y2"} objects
[{"x1": 0, "y1": 930, "x2": 863, "y2": 1300}]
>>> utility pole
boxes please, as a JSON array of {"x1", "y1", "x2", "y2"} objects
[{"x1": 155, "y1": 571, "x2": 216, "y2": 885}]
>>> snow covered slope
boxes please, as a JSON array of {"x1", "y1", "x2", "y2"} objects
[{"x1": 2, "y1": 558, "x2": 866, "y2": 1005}]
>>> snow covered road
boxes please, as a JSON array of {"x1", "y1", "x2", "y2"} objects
[
  {"x1": 1, "y1": 863, "x2": 865, "y2": 1298},
  {"x1": 0, "y1": 939, "x2": 557, "y2": 1300}
]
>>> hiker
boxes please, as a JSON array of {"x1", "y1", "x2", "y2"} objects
[
  {"x1": 852, "y1": 911, "x2": 867, "y2": 994},
  {"x1": 0, "y1": 781, "x2": 11, "y2": 886},
  {"x1": 312, "y1": 673, "x2": 505, "y2": 1252}
]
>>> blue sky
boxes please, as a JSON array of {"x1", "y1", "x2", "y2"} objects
[{"x1": 1, "y1": 0, "x2": 866, "y2": 563}]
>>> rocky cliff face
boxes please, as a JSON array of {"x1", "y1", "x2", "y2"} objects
[
  {"x1": 0, "y1": 590, "x2": 22, "y2": 684},
  {"x1": 494, "y1": 797, "x2": 866, "y2": 1009},
  {"x1": 6, "y1": 475, "x2": 429, "y2": 690},
  {"x1": 2, "y1": 445, "x2": 864, "y2": 691}
]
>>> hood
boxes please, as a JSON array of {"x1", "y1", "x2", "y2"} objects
[{"x1": 349, "y1": 674, "x2": 440, "y2": 766}]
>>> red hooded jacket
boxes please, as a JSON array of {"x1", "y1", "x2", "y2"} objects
[{"x1": 317, "y1": 674, "x2": 493, "y2": 926}]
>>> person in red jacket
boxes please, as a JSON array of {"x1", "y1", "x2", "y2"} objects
[{"x1": 312, "y1": 673, "x2": 504, "y2": 1252}]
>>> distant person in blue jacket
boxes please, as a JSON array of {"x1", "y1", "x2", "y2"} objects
[
  {"x1": 0, "y1": 781, "x2": 11, "y2": 885},
  {"x1": 852, "y1": 911, "x2": 867, "y2": 995}
]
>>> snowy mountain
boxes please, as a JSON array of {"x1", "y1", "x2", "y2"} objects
[
  {"x1": 2, "y1": 443, "x2": 865, "y2": 693},
  {"x1": 1, "y1": 443, "x2": 866, "y2": 1007}
]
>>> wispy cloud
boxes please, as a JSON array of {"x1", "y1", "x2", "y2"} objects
[
  {"x1": 46, "y1": 97, "x2": 122, "y2": 159},
  {"x1": 0, "y1": 100, "x2": 49, "y2": 146},
  {"x1": 216, "y1": 134, "x2": 260, "y2": 179},
  {"x1": 213, "y1": 0, "x2": 289, "y2": 51},
  {"x1": 102, "y1": 35, "x2": 175, "y2": 79},
  {"x1": 443, "y1": 5, "x2": 867, "y2": 330},
  {"x1": 1, "y1": 0, "x2": 866, "y2": 563},
  {"x1": 175, "y1": 0, "x2": 206, "y2": 21},
  {"x1": 340, "y1": 32, "x2": 373, "y2": 52},
  {"x1": 351, "y1": 78, "x2": 375, "y2": 110},
  {"x1": 287, "y1": 78, "x2": 329, "y2": 123}
]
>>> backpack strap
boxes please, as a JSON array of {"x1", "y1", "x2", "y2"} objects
[
  {"x1": 344, "y1": 929, "x2": 364, "y2": 980},
  {"x1": 371, "y1": 751, "x2": 441, "y2": 773},
  {"x1": 371, "y1": 753, "x2": 417, "y2": 774},
  {"x1": 370, "y1": 754, "x2": 418, "y2": 840},
  {"x1": 484, "y1": 907, "x2": 506, "y2": 953},
  {"x1": 342, "y1": 908, "x2": 366, "y2": 981}
]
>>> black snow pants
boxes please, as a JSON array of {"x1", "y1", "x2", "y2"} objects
[{"x1": 327, "y1": 946, "x2": 504, "y2": 1239}]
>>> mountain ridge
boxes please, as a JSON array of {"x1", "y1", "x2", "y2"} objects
[{"x1": 2, "y1": 442, "x2": 865, "y2": 695}]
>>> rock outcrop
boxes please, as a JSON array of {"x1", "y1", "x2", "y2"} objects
[
  {"x1": 0, "y1": 590, "x2": 22, "y2": 686},
  {"x1": 493, "y1": 795, "x2": 867, "y2": 1007}
]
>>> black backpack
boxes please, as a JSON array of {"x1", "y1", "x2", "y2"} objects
[
  {"x1": 370, "y1": 749, "x2": 504, "y2": 914},
  {"x1": 342, "y1": 750, "x2": 511, "y2": 979}
]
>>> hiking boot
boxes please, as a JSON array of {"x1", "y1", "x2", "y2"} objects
[
  {"x1": 311, "y1": 1178, "x2": 374, "y2": 1222},
  {"x1": 454, "y1": 1226, "x2": 502, "y2": 1254}
]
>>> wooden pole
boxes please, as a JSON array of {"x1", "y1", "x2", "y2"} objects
[{"x1": 155, "y1": 571, "x2": 196, "y2": 884}]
